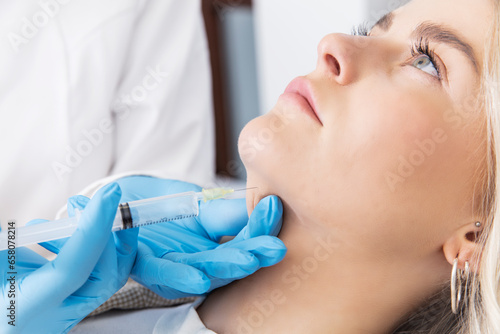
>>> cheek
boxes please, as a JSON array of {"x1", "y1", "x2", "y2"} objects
[
  {"x1": 308, "y1": 87, "x2": 466, "y2": 239},
  {"x1": 308, "y1": 87, "x2": 445, "y2": 203},
  {"x1": 239, "y1": 79, "x2": 483, "y2": 255},
  {"x1": 324, "y1": 82, "x2": 454, "y2": 189}
]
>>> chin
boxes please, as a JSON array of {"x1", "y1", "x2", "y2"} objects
[
  {"x1": 237, "y1": 121, "x2": 277, "y2": 214},
  {"x1": 238, "y1": 112, "x2": 302, "y2": 215},
  {"x1": 238, "y1": 112, "x2": 292, "y2": 167},
  {"x1": 238, "y1": 115, "x2": 267, "y2": 168}
]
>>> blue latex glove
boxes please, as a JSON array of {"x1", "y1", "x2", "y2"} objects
[
  {"x1": 115, "y1": 176, "x2": 287, "y2": 299},
  {"x1": 0, "y1": 183, "x2": 138, "y2": 334}
]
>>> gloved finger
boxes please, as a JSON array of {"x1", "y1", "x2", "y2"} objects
[
  {"x1": 131, "y1": 244, "x2": 210, "y2": 294},
  {"x1": 138, "y1": 223, "x2": 217, "y2": 257},
  {"x1": 37, "y1": 238, "x2": 66, "y2": 254},
  {"x1": 71, "y1": 234, "x2": 118, "y2": 298},
  {"x1": 16, "y1": 247, "x2": 48, "y2": 269},
  {"x1": 218, "y1": 236, "x2": 287, "y2": 267},
  {"x1": 37, "y1": 235, "x2": 124, "y2": 334},
  {"x1": 113, "y1": 228, "x2": 139, "y2": 281},
  {"x1": 197, "y1": 198, "x2": 248, "y2": 241},
  {"x1": 163, "y1": 248, "x2": 259, "y2": 279},
  {"x1": 61, "y1": 230, "x2": 136, "y2": 325},
  {"x1": 67, "y1": 195, "x2": 90, "y2": 217},
  {"x1": 25, "y1": 195, "x2": 90, "y2": 254},
  {"x1": 230, "y1": 196, "x2": 283, "y2": 243},
  {"x1": 44, "y1": 196, "x2": 90, "y2": 253},
  {"x1": 25, "y1": 219, "x2": 67, "y2": 254},
  {"x1": 22, "y1": 183, "x2": 121, "y2": 305}
]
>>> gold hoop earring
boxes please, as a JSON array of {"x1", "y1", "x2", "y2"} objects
[{"x1": 451, "y1": 258, "x2": 469, "y2": 314}]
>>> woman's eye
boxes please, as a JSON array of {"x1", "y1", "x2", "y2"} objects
[{"x1": 412, "y1": 55, "x2": 439, "y2": 78}]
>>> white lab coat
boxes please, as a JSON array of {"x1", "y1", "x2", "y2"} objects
[
  {"x1": 0, "y1": 0, "x2": 215, "y2": 229},
  {"x1": 72, "y1": 301, "x2": 215, "y2": 333}
]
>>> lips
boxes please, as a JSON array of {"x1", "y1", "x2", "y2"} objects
[{"x1": 283, "y1": 77, "x2": 323, "y2": 126}]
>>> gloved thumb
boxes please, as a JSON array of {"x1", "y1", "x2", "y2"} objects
[
  {"x1": 25, "y1": 195, "x2": 91, "y2": 254},
  {"x1": 67, "y1": 195, "x2": 90, "y2": 217},
  {"x1": 25, "y1": 219, "x2": 65, "y2": 254},
  {"x1": 198, "y1": 198, "x2": 248, "y2": 241},
  {"x1": 20, "y1": 183, "x2": 121, "y2": 312},
  {"x1": 231, "y1": 195, "x2": 283, "y2": 243}
]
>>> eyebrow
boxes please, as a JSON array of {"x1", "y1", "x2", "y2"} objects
[
  {"x1": 373, "y1": 12, "x2": 394, "y2": 31},
  {"x1": 372, "y1": 12, "x2": 479, "y2": 74},
  {"x1": 411, "y1": 22, "x2": 479, "y2": 74}
]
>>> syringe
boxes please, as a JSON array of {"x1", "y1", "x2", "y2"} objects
[{"x1": 0, "y1": 187, "x2": 245, "y2": 251}]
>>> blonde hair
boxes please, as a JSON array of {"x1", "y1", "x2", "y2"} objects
[
  {"x1": 467, "y1": 0, "x2": 500, "y2": 332},
  {"x1": 393, "y1": 1, "x2": 500, "y2": 333}
]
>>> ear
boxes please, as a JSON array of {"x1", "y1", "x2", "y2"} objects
[{"x1": 443, "y1": 222, "x2": 483, "y2": 273}]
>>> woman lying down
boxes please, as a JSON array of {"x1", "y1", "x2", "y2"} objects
[{"x1": 85, "y1": 0, "x2": 500, "y2": 332}]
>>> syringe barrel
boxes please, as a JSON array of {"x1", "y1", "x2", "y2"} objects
[
  {"x1": 0, "y1": 216, "x2": 79, "y2": 250},
  {"x1": 0, "y1": 191, "x2": 200, "y2": 250},
  {"x1": 113, "y1": 191, "x2": 199, "y2": 230}
]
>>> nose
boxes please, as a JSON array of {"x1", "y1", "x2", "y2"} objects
[{"x1": 316, "y1": 33, "x2": 366, "y2": 86}]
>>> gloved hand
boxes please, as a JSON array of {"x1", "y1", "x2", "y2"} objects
[
  {"x1": 115, "y1": 176, "x2": 287, "y2": 299},
  {"x1": 0, "y1": 183, "x2": 138, "y2": 334}
]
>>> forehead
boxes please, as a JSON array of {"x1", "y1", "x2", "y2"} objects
[{"x1": 390, "y1": 0, "x2": 494, "y2": 64}]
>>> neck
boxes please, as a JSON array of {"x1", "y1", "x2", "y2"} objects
[{"x1": 198, "y1": 204, "x2": 441, "y2": 334}]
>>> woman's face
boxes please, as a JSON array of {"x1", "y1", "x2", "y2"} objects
[{"x1": 239, "y1": 0, "x2": 493, "y2": 261}]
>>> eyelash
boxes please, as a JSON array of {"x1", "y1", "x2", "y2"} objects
[
  {"x1": 410, "y1": 38, "x2": 442, "y2": 80},
  {"x1": 352, "y1": 24, "x2": 369, "y2": 37},
  {"x1": 351, "y1": 24, "x2": 443, "y2": 81}
]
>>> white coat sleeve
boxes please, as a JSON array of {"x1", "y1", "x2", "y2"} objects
[
  {"x1": 0, "y1": 0, "x2": 215, "y2": 233},
  {"x1": 108, "y1": 0, "x2": 215, "y2": 186}
]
